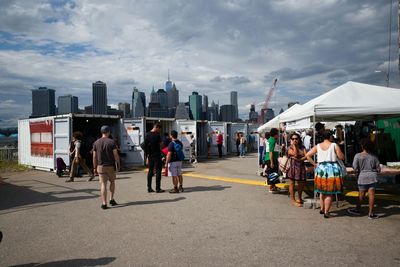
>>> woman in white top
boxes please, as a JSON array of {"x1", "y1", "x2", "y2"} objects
[{"x1": 306, "y1": 131, "x2": 345, "y2": 218}]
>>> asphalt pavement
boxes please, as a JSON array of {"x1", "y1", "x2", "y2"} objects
[{"x1": 1, "y1": 153, "x2": 400, "y2": 266}]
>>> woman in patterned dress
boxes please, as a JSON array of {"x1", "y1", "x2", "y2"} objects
[
  {"x1": 286, "y1": 132, "x2": 313, "y2": 207},
  {"x1": 306, "y1": 131, "x2": 345, "y2": 218}
]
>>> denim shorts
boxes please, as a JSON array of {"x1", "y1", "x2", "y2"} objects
[{"x1": 358, "y1": 183, "x2": 377, "y2": 191}]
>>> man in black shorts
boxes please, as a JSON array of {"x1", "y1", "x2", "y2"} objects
[{"x1": 145, "y1": 122, "x2": 164, "y2": 193}]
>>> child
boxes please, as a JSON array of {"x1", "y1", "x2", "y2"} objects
[{"x1": 348, "y1": 138, "x2": 381, "y2": 219}]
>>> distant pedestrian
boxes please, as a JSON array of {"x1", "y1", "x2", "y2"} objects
[
  {"x1": 66, "y1": 131, "x2": 94, "y2": 182},
  {"x1": 235, "y1": 132, "x2": 241, "y2": 157},
  {"x1": 348, "y1": 138, "x2": 381, "y2": 219},
  {"x1": 302, "y1": 129, "x2": 312, "y2": 151},
  {"x1": 264, "y1": 128, "x2": 281, "y2": 192},
  {"x1": 239, "y1": 133, "x2": 246, "y2": 157},
  {"x1": 189, "y1": 134, "x2": 197, "y2": 164},
  {"x1": 217, "y1": 131, "x2": 223, "y2": 158},
  {"x1": 206, "y1": 133, "x2": 212, "y2": 158},
  {"x1": 166, "y1": 130, "x2": 185, "y2": 193},
  {"x1": 144, "y1": 122, "x2": 165, "y2": 193},
  {"x1": 93, "y1": 125, "x2": 120, "y2": 210},
  {"x1": 306, "y1": 130, "x2": 345, "y2": 218}
]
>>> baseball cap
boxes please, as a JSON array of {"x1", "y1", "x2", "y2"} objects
[{"x1": 100, "y1": 125, "x2": 111, "y2": 133}]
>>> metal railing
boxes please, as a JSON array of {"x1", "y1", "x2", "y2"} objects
[{"x1": 0, "y1": 148, "x2": 18, "y2": 161}]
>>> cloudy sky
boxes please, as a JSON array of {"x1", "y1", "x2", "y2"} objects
[{"x1": 0, "y1": 0, "x2": 398, "y2": 127}]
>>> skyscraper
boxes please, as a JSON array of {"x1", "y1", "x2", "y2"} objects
[
  {"x1": 248, "y1": 104, "x2": 258, "y2": 123},
  {"x1": 131, "y1": 87, "x2": 146, "y2": 118},
  {"x1": 189, "y1": 92, "x2": 202, "y2": 120},
  {"x1": 118, "y1": 102, "x2": 131, "y2": 118},
  {"x1": 175, "y1": 103, "x2": 190, "y2": 120},
  {"x1": 220, "y1": 104, "x2": 236, "y2": 122},
  {"x1": 165, "y1": 70, "x2": 173, "y2": 92},
  {"x1": 230, "y1": 91, "x2": 238, "y2": 121},
  {"x1": 209, "y1": 100, "x2": 219, "y2": 121},
  {"x1": 31, "y1": 87, "x2": 56, "y2": 118},
  {"x1": 58, "y1": 95, "x2": 78, "y2": 115},
  {"x1": 202, "y1": 95, "x2": 209, "y2": 120},
  {"x1": 92, "y1": 81, "x2": 107, "y2": 114},
  {"x1": 167, "y1": 83, "x2": 179, "y2": 108},
  {"x1": 156, "y1": 89, "x2": 168, "y2": 108},
  {"x1": 150, "y1": 86, "x2": 158, "y2": 103}
]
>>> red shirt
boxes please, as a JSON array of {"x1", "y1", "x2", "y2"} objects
[{"x1": 217, "y1": 134, "x2": 223, "y2": 145}]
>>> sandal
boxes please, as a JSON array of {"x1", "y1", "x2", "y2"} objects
[
  {"x1": 324, "y1": 213, "x2": 331, "y2": 219},
  {"x1": 296, "y1": 199, "x2": 304, "y2": 204},
  {"x1": 292, "y1": 201, "x2": 302, "y2": 207}
]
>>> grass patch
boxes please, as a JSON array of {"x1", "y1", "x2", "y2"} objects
[{"x1": 0, "y1": 160, "x2": 29, "y2": 173}]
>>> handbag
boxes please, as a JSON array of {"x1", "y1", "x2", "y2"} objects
[{"x1": 278, "y1": 155, "x2": 291, "y2": 173}]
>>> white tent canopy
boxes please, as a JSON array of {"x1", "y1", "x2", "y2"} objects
[
  {"x1": 257, "y1": 104, "x2": 302, "y2": 134},
  {"x1": 280, "y1": 81, "x2": 400, "y2": 124}
]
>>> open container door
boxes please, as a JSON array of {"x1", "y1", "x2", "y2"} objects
[
  {"x1": 208, "y1": 122, "x2": 227, "y2": 156},
  {"x1": 53, "y1": 115, "x2": 72, "y2": 167},
  {"x1": 176, "y1": 120, "x2": 197, "y2": 160},
  {"x1": 121, "y1": 118, "x2": 145, "y2": 166}
]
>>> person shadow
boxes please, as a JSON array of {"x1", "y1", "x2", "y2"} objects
[
  {"x1": 113, "y1": 197, "x2": 186, "y2": 208},
  {"x1": 9, "y1": 256, "x2": 116, "y2": 267},
  {"x1": 328, "y1": 198, "x2": 400, "y2": 218}
]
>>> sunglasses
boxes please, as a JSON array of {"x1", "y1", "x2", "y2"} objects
[{"x1": 291, "y1": 138, "x2": 299, "y2": 140}]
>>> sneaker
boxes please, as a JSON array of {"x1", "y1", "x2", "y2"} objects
[
  {"x1": 101, "y1": 204, "x2": 108, "y2": 210},
  {"x1": 109, "y1": 199, "x2": 118, "y2": 206},
  {"x1": 148, "y1": 189, "x2": 155, "y2": 193},
  {"x1": 368, "y1": 214, "x2": 379, "y2": 219},
  {"x1": 348, "y1": 208, "x2": 361, "y2": 216},
  {"x1": 179, "y1": 186, "x2": 184, "y2": 192},
  {"x1": 156, "y1": 189, "x2": 165, "y2": 193},
  {"x1": 169, "y1": 188, "x2": 179, "y2": 194}
]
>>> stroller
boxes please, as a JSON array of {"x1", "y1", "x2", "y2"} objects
[{"x1": 56, "y1": 157, "x2": 67, "y2": 177}]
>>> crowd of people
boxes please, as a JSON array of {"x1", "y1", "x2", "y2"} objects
[
  {"x1": 57, "y1": 121, "x2": 382, "y2": 218},
  {"x1": 259, "y1": 122, "x2": 381, "y2": 219}
]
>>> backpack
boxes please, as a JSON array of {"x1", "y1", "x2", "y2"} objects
[{"x1": 172, "y1": 141, "x2": 185, "y2": 161}]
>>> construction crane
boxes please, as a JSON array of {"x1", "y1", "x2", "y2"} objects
[{"x1": 258, "y1": 78, "x2": 278, "y2": 124}]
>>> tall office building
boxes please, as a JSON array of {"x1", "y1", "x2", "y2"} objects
[
  {"x1": 202, "y1": 95, "x2": 209, "y2": 120},
  {"x1": 189, "y1": 92, "x2": 202, "y2": 120},
  {"x1": 131, "y1": 87, "x2": 146, "y2": 118},
  {"x1": 165, "y1": 70, "x2": 173, "y2": 91},
  {"x1": 209, "y1": 100, "x2": 219, "y2": 121},
  {"x1": 167, "y1": 83, "x2": 179, "y2": 109},
  {"x1": 156, "y1": 89, "x2": 168, "y2": 108},
  {"x1": 248, "y1": 104, "x2": 258, "y2": 123},
  {"x1": 175, "y1": 103, "x2": 190, "y2": 120},
  {"x1": 220, "y1": 104, "x2": 236, "y2": 122},
  {"x1": 31, "y1": 87, "x2": 56, "y2": 118},
  {"x1": 58, "y1": 95, "x2": 78, "y2": 115},
  {"x1": 92, "y1": 81, "x2": 107, "y2": 114},
  {"x1": 150, "y1": 86, "x2": 158, "y2": 103},
  {"x1": 261, "y1": 108, "x2": 275, "y2": 123},
  {"x1": 230, "y1": 91, "x2": 238, "y2": 121},
  {"x1": 118, "y1": 102, "x2": 131, "y2": 118}
]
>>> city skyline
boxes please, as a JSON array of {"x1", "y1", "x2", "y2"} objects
[{"x1": 0, "y1": 1, "x2": 398, "y2": 127}]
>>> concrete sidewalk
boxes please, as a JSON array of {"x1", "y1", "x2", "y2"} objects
[{"x1": 1, "y1": 155, "x2": 400, "y2": 266}]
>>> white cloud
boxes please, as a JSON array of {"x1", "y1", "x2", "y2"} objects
[{"x1": 0, "y1": 0, "x2": 398, "y2": 127}]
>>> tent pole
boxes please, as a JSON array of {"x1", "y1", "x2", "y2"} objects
[{"x1": 344, "y1": 125, "x2": 348, "y2": 165}]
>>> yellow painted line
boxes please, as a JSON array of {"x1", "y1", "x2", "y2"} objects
[
  {"x1": 144, "y1": 168, "x2": 400, "y2": 202},
  {"x1": 184, "y1": 171, "x2": 289, "y2": 189},
  {"x1": 345, "y1": 191, "x2": 400, "y2": 202}
]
